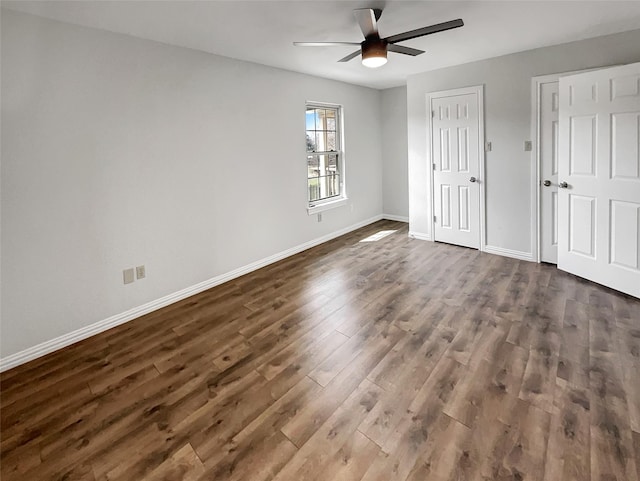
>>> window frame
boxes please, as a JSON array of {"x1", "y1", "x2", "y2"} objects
[{"x1": 305, "y1": 101, "x2": 347, "y2": 215}]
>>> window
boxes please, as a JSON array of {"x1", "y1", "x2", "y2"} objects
[{"x1": 306, "y1": 103, "x2": 346, "y2": 212}]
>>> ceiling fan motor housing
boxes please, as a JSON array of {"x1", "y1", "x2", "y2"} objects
[{"x1": 362, "y1": 37, "x2": 388, "y2": 61}]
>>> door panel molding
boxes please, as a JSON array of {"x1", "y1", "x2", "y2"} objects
[{"x1": 427, "y1": 85, "x2": 486, "y2": 251}]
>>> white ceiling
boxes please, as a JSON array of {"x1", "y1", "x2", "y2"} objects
[{"x1": 3, "y1": 0, "x2": 640, "y2": 89}]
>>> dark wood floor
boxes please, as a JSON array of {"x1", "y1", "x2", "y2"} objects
[{"x1": 1, "y1": 220, "x2": 639, "y2": 481}]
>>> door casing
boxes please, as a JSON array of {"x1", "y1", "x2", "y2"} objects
[{"x1": 427, "y1": 85, "x2": 486, "y2": 251}]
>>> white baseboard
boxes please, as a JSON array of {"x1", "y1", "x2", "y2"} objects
[
  {"x1": 0, "y1": 214, "x2": 384, "y2": 373},
  {"x1": 404, "y1": 235, "x2": 533, "y2": 263},
  {"x1": 382, "y1": 214, "x2": 409, "y2": 223},
  {"x1": 409, "y1": 231, "x2": 432, "y2": 241},
  {"x1": 483, "y1": 245, "x2": 535, "y2": 262}
]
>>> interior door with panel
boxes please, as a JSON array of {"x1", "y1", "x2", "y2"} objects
[
  {"x1": 432, "y1": 91, "x2": 481, "y2": 249},
  {"x1": 539, "y1": 81, "x2": 560, "y2": 263},
  {"x1": 558, "y1": 62, "x2": 640, "y2": 298}
]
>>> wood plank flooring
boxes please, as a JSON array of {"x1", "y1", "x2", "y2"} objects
[{"x1": 1, "y1": 220, "x2": 639, "y2": 481}]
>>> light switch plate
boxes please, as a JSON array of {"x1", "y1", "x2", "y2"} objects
[
  {"x1": 136, "y1": 265, "x2": 146, "y2": 279},
  {"x1": 123, "y1": 268, "x2": 135, "y2": 284},
  {"x1": 485, "y1": 141, "x2": 492, "y2": 152},
  {"x1": 524, "y1": 140, "x2": 532, "y2": 151}
]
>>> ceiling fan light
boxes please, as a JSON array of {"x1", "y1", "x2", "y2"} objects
[
  {"x1": 361, "y1": 40, "x2": 387, "y2": 68},
  {"x1": 362, "y1": 55, "x2": 387, "y2": 68}
]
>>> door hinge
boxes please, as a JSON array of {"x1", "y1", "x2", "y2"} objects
[
  {"x1": 433, "y1": 215, "x2": 437, "y2": 222},
  {"x1": 433, "y1": 163, "x2": 436, "y2": 170},
  {"x1": 432, "y1": 110, "x2": 436, "y2": 118}
]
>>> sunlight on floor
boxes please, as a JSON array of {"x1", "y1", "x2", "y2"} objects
[{"x1": 359, "y1": 230, "x2": 397, "y2": 242}]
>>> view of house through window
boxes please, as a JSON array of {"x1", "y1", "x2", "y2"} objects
[{"x1": 306, "y1": 103, "x2": 343, "y2": 205}]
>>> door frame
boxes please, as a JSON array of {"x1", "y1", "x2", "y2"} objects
[
  {"x1": 531, "y1": 67, "x2": 613, "y2": 262},
  {"x1": 427, "y1": 85, "x2": 486, "y2": 251}
]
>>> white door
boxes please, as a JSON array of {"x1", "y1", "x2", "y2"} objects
[
  {"x1": 558, "y1": 62, "x2": 640, "y2": 298},
  {"x1": 432, "y1": 91, "x2": 482, "y2": 249},
  {"x1": 539, "y1": 81, "x2": 560, "y2": 263}
]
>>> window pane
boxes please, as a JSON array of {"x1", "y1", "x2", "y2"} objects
[
  {"x1": 326, "y1": 132, "x2": 336, "y2": 151},
  {"x1": 306, "y1": 109, "x2": 317, "y2": 130},
  {"x1": 309, "y1": 177, "x2": 321, "y2": 202},
  {"x1": 325, "y1": 173, "x2": 340, "y2": 197},
  {"x1": 328, "y1": 153, "x2": 338, "y2": 171},
  {"x1": 307, "y1": 155, "x2": 319, "y2": 179},
  {"x1": 315, "y1": 131, "x2": 324, "y2": 152},
  {"x1": 327, "y1": 110, "x2": 335, "y2": 129},
  {"x1": 315, "y1": 109, "x2": 325, "y2": 130},
  {"x1": 306, "y1": 131, "x2": 316, "y2": 152}
]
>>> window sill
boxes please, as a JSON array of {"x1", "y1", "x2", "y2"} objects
[{"x1": 307, "y1": 197, "x2": 348, "y2": 215}]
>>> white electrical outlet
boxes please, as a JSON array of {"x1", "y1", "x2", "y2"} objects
[
  {"x1": 123, "y1": 268, "x2": 135, "y2": 284},
  {"x1": 136, "y1": 265, "x2": 146, "y2": 279}
]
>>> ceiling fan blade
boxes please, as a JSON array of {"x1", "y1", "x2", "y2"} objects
[
  {"x1": 353, "y1": 8, "x2": 382, "y2": 38},
  {"x1": 387, "y1": 44, "x2": 425, "y2": 56},
  {"x1": 338, "y1": 50, "x2": 362, "y2": 62},
  {"x1": 384, "y1": 19, "x2": 464, "y2": 44},
  {"x1": 294, "y1": 42, "x2": 360, "y2": 47}
]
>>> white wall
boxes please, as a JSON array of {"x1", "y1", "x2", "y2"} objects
[
  {"x1": 407, "y1": 29, "x2": 640, "y2": 255},
  {"x1": 381, "y1": 86, "x2": 408, "y2": 220},
  {"x1": 0, "y1": 10, "x2": 383, "y2": 359}
]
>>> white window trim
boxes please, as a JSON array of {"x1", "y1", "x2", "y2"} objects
[
  {"x1": 307, "y1": 197, "x2": 348, "y2": 215},
  {"x1": 305, "y1": 101, "x2": 347, "y2": 215}
]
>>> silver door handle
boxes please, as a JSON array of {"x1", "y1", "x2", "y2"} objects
[
  {"x1": 543, "y1": 180, "x2": 551, "y2": 187},
  {"x1": 559, "y1": 181, "x2": 568, "y2": 188},
  {"x1": 469, "y1": 177, "x2": 477, "y2": 183}
]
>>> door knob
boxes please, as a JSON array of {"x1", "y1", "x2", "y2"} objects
[
  {"x1": 559, "y1": 181, "x2": 568, "y2": 188},
  {"x1": 543, "y1": 180, "x2": 551, "y2": 187},
  {"x1": 469, "y1": 177, "x2": 477, "y2": 183}
]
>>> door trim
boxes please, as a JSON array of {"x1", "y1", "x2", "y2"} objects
[
  {"x1": 531, "y1": 67, "x2": 615, "y2": 263},
  {"x1": 426, "y1": 85, "x2": 486, "y2": 251}
]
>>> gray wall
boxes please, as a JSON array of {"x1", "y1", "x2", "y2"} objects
[
  {"x1": 407, "y1": 29, "x2": 640, "y2": 256},
  {"x1": 381, "y1": 86, "x2": 409, "y2": 219},
  {"x1": 5, "y1": 7, "x2": 640, "y2": 362},
  {"x1": 1, "y1": 10, "x2": 383, "y2": 358}
]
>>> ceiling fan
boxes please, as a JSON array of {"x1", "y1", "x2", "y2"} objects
[{"x1": 294, "y1": 8, "x2": 463, "y2": 68}]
